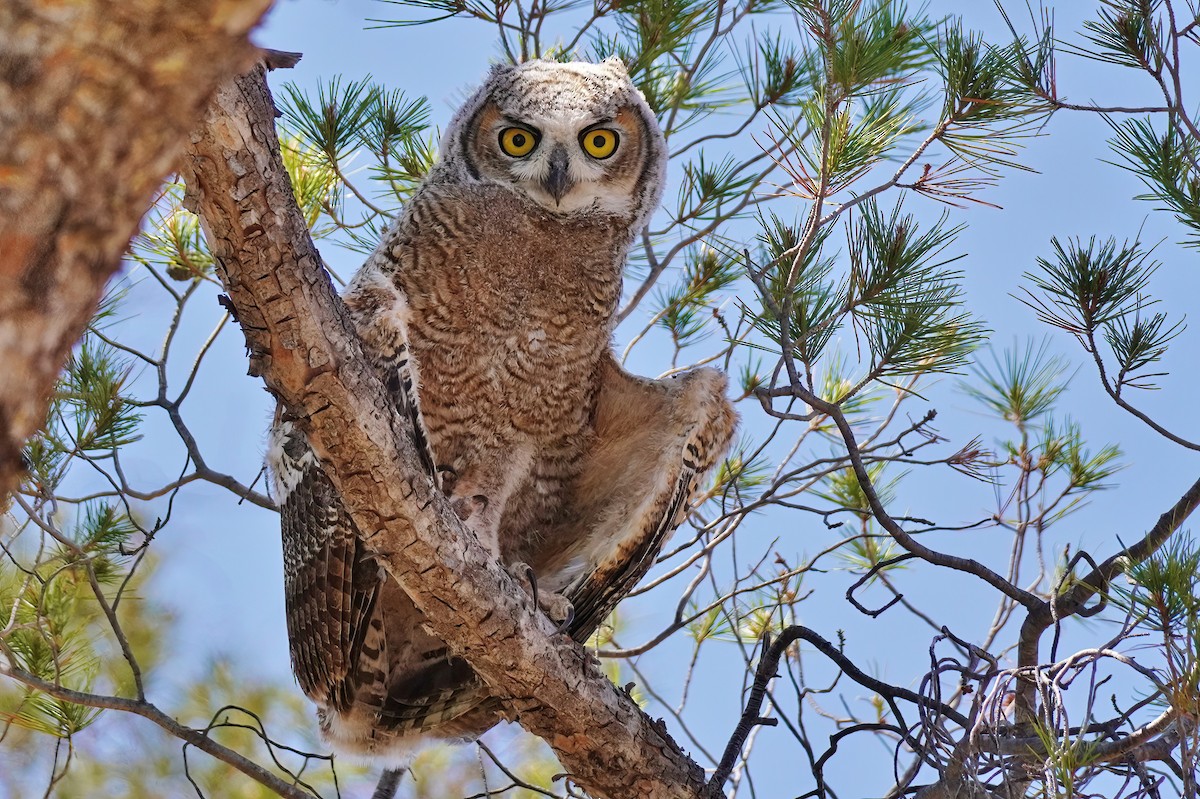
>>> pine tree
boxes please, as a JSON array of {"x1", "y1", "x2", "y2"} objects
[{"x1": 3, "y1": 1, "x2": 1200, "y2": 797}]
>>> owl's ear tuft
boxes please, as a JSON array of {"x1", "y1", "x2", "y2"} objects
[
  {"x1": 488, "y1": 62, "x2": 518, "y2": 78},
  {"x1": 600, "y1": 56, "x2": 631, "y2": 76}
]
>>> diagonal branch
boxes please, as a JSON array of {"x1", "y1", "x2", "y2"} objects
[
  {"x1": 764, "y1": 386, "x2": 1043, "y2": 612},
  {"x1": 180, "y1": 63, "x2": 706, "y2": 799},
  {"x1": 710, "y1": 625, "x2": 973, "y2": 799}
]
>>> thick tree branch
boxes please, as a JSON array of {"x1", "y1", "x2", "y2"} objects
[
  {"x1": 180, "y1": 64, "x2": 706, "y2": 799},
  {"x1": 0, "y1": 0, "x2": 274, "y2": 499}
]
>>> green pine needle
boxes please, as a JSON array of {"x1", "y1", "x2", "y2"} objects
[
  {"x1": 132, "y1": 186, "x2": 214, "y2": 282},
  {"x1": 655, "y1": 245, "x2": 741, "y2": 345},
  {"x1": 962, "y1": 339, "x2": 1072, "y2": 425},
  {"x1": 1106, "y1": 118, "x2": 1200, "y2": 249},
  {"x1": 848, "y1": 199, "x2": 984, "y2": 377},
  {"x1": 279, "y1": 76, "x2": 379, "y2": 166},
  {"x1": 1077, "y1": 0, "x2": 1165, "y2": 71},
  {"x1": 1104, "y1": 307, "x2": 1184, "y2": 390},
  {"x1": 279, "y1": 133, "x2": 343, "y2": 235},
  {"x1": 1039, "y1": 416, "x2": 1124, "y2": 492},
  {"x1": 1021, "y1": 235, "x2": 1161, "y2": 336},
  {"x1": 933, "y1": 22, "x2": 1045, "y2": 174}
]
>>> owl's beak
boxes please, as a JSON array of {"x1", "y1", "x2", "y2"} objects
[{"x1": 543, "y1": 145, "x2": 574, "y2": 204}]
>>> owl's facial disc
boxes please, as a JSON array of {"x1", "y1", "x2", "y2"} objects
[{"x1": 473, "y1": 103, "x2": 645, "y2": 216}]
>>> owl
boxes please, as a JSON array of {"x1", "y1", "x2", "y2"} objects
[{"x1": 267, "y1": 59, "x2": 736, "y2": 767}]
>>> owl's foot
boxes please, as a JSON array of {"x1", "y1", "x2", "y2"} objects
[
  {"x1": 453, "y1": 495, "x2": 501, "y2": 560},
  {"x1": 437, "y1": 464, "x2": 458, "y2": 493},
  {"x1": 508, "y1": 561, "x2": 539, "y2": 606},
  {"x1": 507, "y1": 561, "x2": 574, "y2": 634},
  {"x1": 509, "y1": 561, "x2": 536, "y2": 594},
  {"x1": 549, "y1": 599, "x2": 574, "y2": 635},
  {"x1": 451, "y1": 493, "x2": 489, "y2": 521}
]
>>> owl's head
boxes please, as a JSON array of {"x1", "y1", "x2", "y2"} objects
[{"x1": 441, "y1": 59, "x2": 666, "y2": 227}]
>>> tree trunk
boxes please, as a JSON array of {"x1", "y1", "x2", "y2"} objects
[{"x1": 0, "y1": 0, "x2": 273, "y2": 498}]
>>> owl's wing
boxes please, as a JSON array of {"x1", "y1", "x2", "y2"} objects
[
  {"x1": 342, "y1": 261, "x2": 438, "y2": 482},
  {"x1": 372, "y1": 355, "x2": 734, "y2": 726},
  {"x1": 276, "y1": 430, "x2": 383, "y2": 711},
  {"x1": 360, "y1": 576, "x2": 493, "y2": 735},
  {"x1": 563, "y1": 467, "x2": 693, "y2": 639},
  {"x1": 558, "y1": 354, "x2": 736, "y2": 641},
  {"x1": 276, "y1": 417, "x2": 498, "y2": 745},
  {"x1": 276, "y1": 260, "x2": 438, "y2": 709}
]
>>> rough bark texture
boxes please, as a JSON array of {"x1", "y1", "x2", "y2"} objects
[
  {"x1": 0, "y1": 0, "x2": 273, "y2": 498},
  {"x1": 180, "y1": 65, "x2": 708, "y2": 799}
]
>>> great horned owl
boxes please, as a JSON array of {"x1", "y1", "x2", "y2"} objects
[{"x1": 268, "y1": 59, "x2": 736, "y2": 765}]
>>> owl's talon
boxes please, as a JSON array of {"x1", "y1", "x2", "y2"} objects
[
  {"x1": 554, "y1": 603, "x2": 575, "y2": 636},
  {"x1": 506, "y1": 563, "x2": 570, "y2": 632},
  {"x1": 507, "y1": 561, "x2": 539, "y2": 608},
  {"x1": 524, "y1": 564, "x2": 538, "y2": 608}
]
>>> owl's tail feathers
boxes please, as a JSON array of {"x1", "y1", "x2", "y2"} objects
[
  {"x1": 317, "y1": 662, "x2": 499, "y2": 766},
  {"x1": 377, "y1": 670, "x2": 489, "y2": 734},
  {"x1": 316, "y1": 701, "x2": 463, "y2": 770},
  {"x1": 317, "y1": 703, "x2": 424, "y2": 769}
]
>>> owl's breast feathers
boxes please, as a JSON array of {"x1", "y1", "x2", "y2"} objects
[
  {"x1": 400, "y1": 181, "x2": 629, "y2": 319},
  {"x1": 383, "y1": 182, "x2": 628, "y2": 436}
]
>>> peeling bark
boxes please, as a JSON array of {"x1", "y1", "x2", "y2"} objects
[
  {"x1": 181, "y1": 64, "x2": 708, "y2": 799},
  {"x1": 0, "y1": 0, "x2": 273, "y2": 498}
]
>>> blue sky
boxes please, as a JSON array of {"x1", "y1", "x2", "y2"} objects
[{"x1": 18, "y1": 2, "x2": 1200, "y2": 797}]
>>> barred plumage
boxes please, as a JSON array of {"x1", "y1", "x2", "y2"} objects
[{"x1": 267, "y1": 58, "x2": 736, "y2": 766}]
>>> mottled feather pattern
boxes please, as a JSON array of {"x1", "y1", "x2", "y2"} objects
[
  {"x1": 274, "y1": 422, "x2": 381, "y2": 711},
  {"x1": 268, "y1": 59, "x2": 736, "y2": 763}
]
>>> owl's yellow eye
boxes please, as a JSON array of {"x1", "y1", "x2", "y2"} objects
[
  {"x1": 580, "y1": 128, "x2": 619, "y2": 159},
  {"x1": 499, "y1": 127, "x2": 539, "y2": 158}
]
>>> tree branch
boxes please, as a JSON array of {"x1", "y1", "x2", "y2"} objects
[
  {"x1": 708, "y1": 625, "x2": 972, "y2": 798},
  {"x1": 180, "y1": 63, "x2": 706, "y2": 799},
  {"x1": 0, "y1": 665, "x2": 315, "y2": 799},
  {"x1": 1016, "y1": 472, "x2": 1200, "y2": 711}
]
